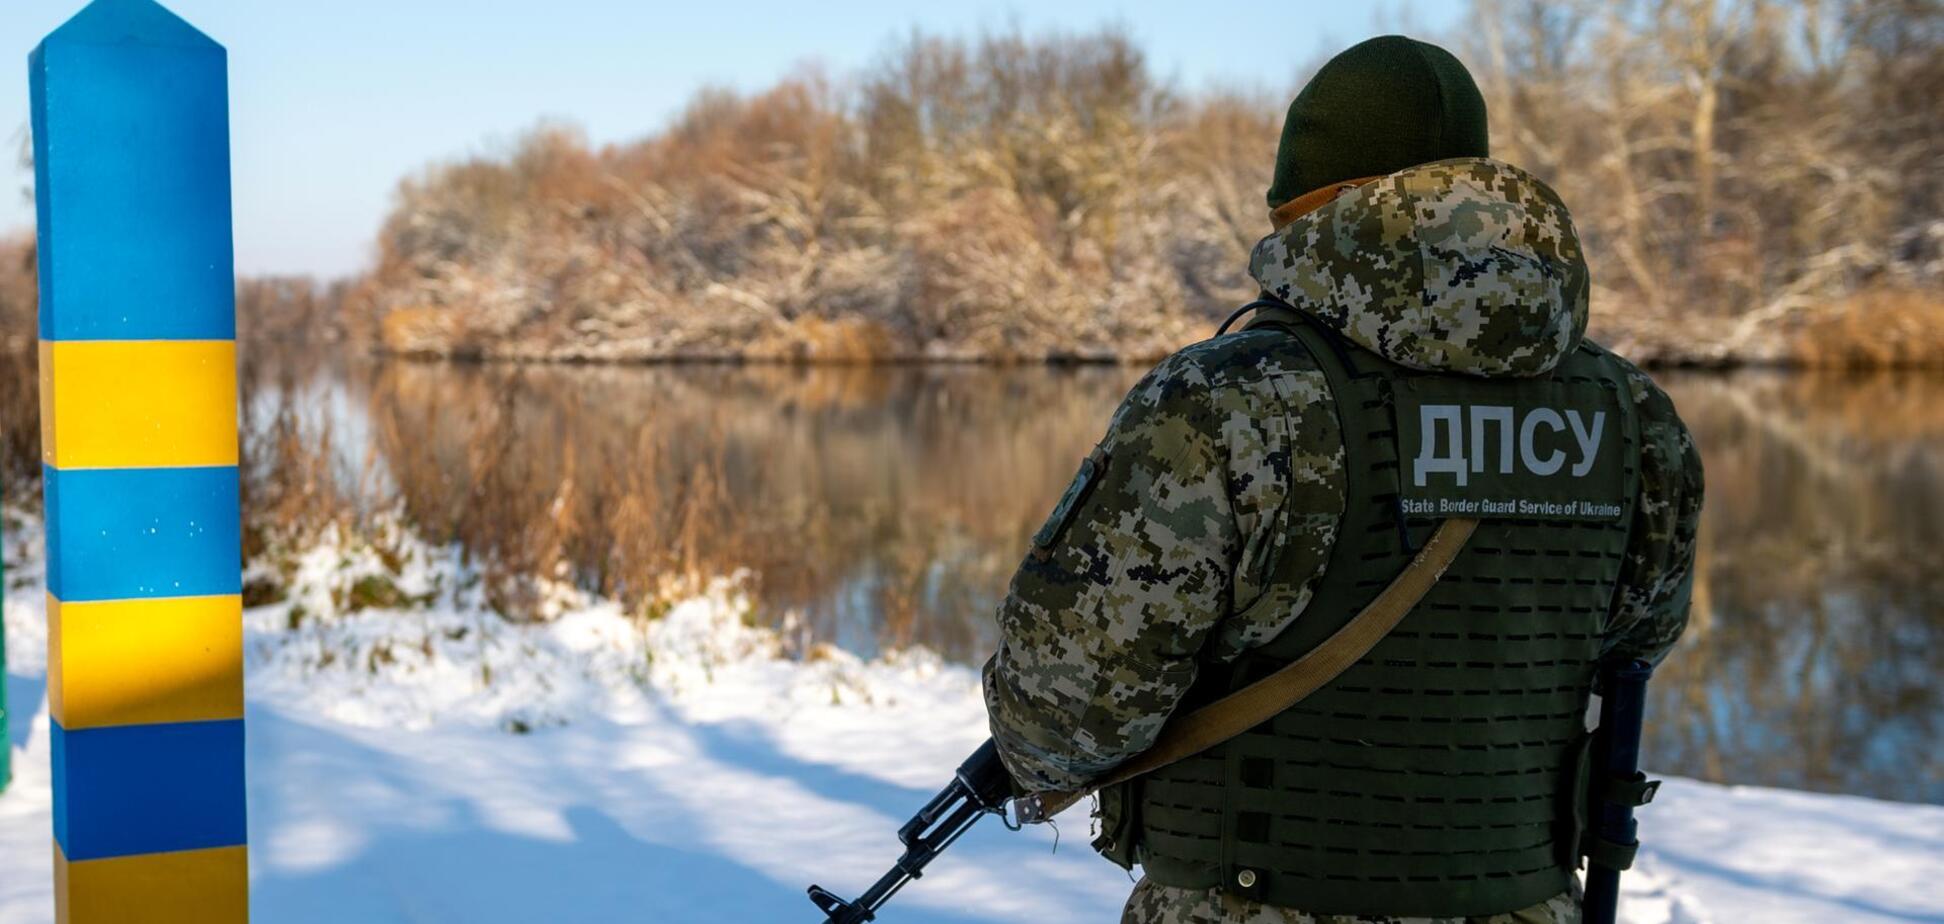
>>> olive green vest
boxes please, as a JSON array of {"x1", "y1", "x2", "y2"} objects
[{"x1": 1098, "y1": 315, "x2": 1640, "y2": 918}]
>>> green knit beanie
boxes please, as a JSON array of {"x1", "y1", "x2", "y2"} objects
[{"x1": 1267, "y1": 36, "x2": 1490, "y2": 208}]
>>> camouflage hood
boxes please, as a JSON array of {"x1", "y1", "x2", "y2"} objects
[{"x1": 1247, "y1": 157, "x2": 1589, "y2": 378}]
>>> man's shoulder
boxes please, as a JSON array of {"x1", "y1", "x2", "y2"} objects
[
  {"x1": 1584, "y1": 339, "x2": 1688, "y2": 430},
  {"x1": 1138, "y1": 328, "x2": 1332, "y2": 397},
  {"x1": 1108, "y1": 330, "x2": 1337, "y2": 461},
  {"x1": 1582, "y1": 339, "x2": 1703, "y2": 521}
]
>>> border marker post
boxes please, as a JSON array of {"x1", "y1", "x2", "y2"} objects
[{"x1": 31, "y1": 1, "x2": 247, "y2": 920}]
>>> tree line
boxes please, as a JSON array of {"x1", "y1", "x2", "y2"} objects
[
  {"x1": 345, "y1": 0, "x2": 1939, "y2": 365},
  {"x1": 1, "y1": 0, "x2": 1937, "y2": 376}
]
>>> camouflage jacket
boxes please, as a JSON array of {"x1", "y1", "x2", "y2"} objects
[
  {"x1": 981, "y1": 158, "x2": 1704, "y2": 922},
  {"x1": 1121, "y1": 879, "x2": 1584, "y2": 924}
]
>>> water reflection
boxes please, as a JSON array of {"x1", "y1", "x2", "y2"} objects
[
  {"x1": 1651, "y1": 373, "x2": 1943, "y2": 803},
  {"x1": 350, "y1": 361, "x2": 1139, "y2": 657},
  {"x1": 329, "y1": 360, "x2": 1941, "y2": 803}
]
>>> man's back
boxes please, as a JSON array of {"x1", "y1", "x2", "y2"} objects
[{"x1": 981, "y1": 154, "x2": 1703, "y2": 923}]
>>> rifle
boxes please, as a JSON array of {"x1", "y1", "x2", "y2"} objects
[
  {"x1": 1582, "y1": 659, "x2": 1661, "y2": 924},
  {"x1": 807, "y1": 739, "x2": 1015, "y2": 923},
  {"x1": 806, "y1": 519, "x2": 1483, "y2": 920},
  {"x1": 806, "y1": 658, "x2": 1652, "y2": 922}
]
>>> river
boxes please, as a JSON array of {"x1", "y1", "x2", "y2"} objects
[{"x1": 279, "y1": 358, "x2": 1943, "y2": 804}]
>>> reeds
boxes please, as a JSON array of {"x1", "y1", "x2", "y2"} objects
[
  {"x1": 361, "y1": 362, "x2": 755, "y2": 621},
  {"x1": 0, "y1": 235, "x2": 37, "y2": 496}
]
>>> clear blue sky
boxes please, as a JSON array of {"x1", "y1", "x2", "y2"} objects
[{"x1": 1, "y1": 0, "x2": 1464, "y2": 278}]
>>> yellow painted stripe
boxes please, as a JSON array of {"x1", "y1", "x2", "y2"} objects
[
  {"x1": 40, "y1": 339, "x2": 238, "y2": 469},
  {"x1": 56, "y1": 842, "x2": 249, "y2": 924},
  {"x1": 49, "y1": 593, "x2": 244, "y2": 729}
]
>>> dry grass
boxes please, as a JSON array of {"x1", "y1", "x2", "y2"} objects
[
  {"x1": 235, "y1": 352, "x2": 760, "y2": 622},
  {"x1": 342, "y1": 360, "x2": 1137, "y2": 641},
  {"x1": 361, "y1": 362, "x2": 750, "y2": 620},
  {"x1": 1792, "y1": 288, "x2": 1944, "y2": 369},
  {"x1": 236, "y1": 348, "x2": 362, "y2": 563},
  {"x1": 0, "y1": 235, "x2": 38, "y2": 495}
]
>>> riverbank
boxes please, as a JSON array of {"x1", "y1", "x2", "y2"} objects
[
  {"x1": 2, "y1": 515, "x2": 1940, "y2": 922},
  {"x1": 351, "y1": 279, "x2": 1944, "y2": 370},
  {"x1": 337, "y1": 10, "x2": 1940, "y2": 373}
]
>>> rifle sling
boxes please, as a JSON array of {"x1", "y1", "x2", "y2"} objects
[{"x1": 1020, "y1": 516, "x2": 1481, "y2": 822}]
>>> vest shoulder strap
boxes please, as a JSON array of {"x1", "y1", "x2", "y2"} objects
[{"x1": 1018, "y1": 515, "x2": 1479, "y2": 824}]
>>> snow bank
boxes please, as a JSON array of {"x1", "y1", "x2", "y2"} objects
[
  {"x1": 243, "y1": 521, "x2": 654, "y2": 732},
  {"x1": 239, "y1": 521, "x2": 980, "y2": 735},
  {"x1": 2, "y1": 516, "x2": 1940, "y2": 923}
]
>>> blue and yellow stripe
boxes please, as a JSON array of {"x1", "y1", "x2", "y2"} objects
[{"x1": 34, "y1": 1, "x2": 247, "y2": 920}]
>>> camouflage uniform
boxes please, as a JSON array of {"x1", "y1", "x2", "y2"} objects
[
  {"x1": 1121, "y1": 879, "x2": 1584, "y2": 924},
  {"x1": 981, "y1": 158, "x2": 1704, "y2": 923}
]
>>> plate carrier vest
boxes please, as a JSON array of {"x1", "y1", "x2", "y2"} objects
[{"x1": 1100, "y1": 314, "x2": 1642, "y2": 918}]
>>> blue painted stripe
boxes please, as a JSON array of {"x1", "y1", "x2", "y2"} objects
[
  {"x1": 52, "y1": 718, "x2": 246, "y2": 861},
  {"x1": 31, "y1": 15, "x2": 233, "y2": 342},
  {"x1": 43, "y1": 465, "x2": 240, "y2": 602}
]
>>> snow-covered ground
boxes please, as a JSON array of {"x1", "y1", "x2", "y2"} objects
[{"x1": 1, "y1": 517, "x2": 1940, "y2": 924}]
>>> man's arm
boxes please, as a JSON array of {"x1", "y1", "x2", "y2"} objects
[
  {"x1": 982, "y1": 338, "x2": 1345, "y2": 793},
  {"x1": 1604, "y1": 366, "x2": 1706, "y2": 665}
]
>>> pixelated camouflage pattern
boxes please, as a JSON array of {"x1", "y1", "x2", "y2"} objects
[
  {"x1": 1603, "y1": 358, "x2": 1705, "y2": 665},
  {"x1": 1248, "y1": 158, "x2": 1590, "y2": 379},
  {"x1": 982, "y1": 154, "x2": 1701, "y2": 919},
  {"x1": 1121, "y1": 880, "x2": 1583, "y2": 924},
  {"x1": 982, "y1": 329, "x2": 1347, "y2": 793}
]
